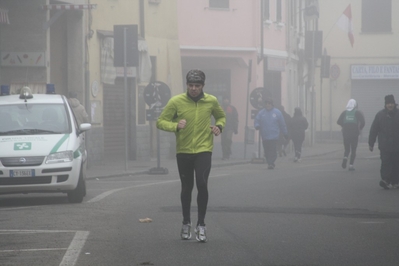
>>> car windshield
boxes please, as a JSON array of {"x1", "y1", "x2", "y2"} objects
[{"x1": 0, "y1": 103, "x2": 71, "y2": 135}]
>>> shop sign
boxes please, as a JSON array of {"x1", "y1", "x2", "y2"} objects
[{"x1": 351, "y1": 65, "x2": 399, "y2": 80}]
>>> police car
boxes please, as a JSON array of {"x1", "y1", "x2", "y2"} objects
[{"x1": 0, "y1": 87, "x2": 91, "y2": 203}]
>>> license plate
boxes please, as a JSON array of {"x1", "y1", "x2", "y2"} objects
[{"x1": 10, "y1": 169, "x2": 35, "y2": 177}]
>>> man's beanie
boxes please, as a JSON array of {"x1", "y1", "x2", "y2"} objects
[
  {"x1": 264, "y1": 97, "x2": 273, "y2": 106},
  {"x1": 385, "y1": 94, "x2": 395, "y2": 104},
  {"x1": 186, "y1": 69, "x2": 205, "y2": 84}
]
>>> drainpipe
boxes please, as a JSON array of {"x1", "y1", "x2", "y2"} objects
[
  {"x1": 258, "y1": 0, "x2": 264, "y2": 64},
  {"x1": 85, "y1": 0, "x2": 92, "y2": 167},
  {"x1": 139, "y1": 0, "x2": 145, "y2": 38}
]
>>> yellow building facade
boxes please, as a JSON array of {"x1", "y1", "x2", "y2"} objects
[{"x1": 86, "y1": 0, "x2": 183, "y2": 162}]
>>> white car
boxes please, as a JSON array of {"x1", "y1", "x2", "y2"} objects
[{"x1": 0, "y1": 87, "x2": 91, "y2": 203}]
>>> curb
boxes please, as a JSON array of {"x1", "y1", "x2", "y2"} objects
[
  {"x1": 86, "y1": 160, "x2": 252, "y2": 180},
  {"x1": 86, "y1": 147, "x2": 342, "y2": 180}
]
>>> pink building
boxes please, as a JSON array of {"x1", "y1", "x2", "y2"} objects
[{"x1": 178, "y1": 0, "x2": 289, "y2": 158}]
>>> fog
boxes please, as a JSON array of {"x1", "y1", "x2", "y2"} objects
[{"x1": 0, "y1": 0, "x2": 398, "y2": 161}]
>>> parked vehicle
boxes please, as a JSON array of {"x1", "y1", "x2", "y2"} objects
[{"x1": 0, "y1": 87, "x2": 91, "y2": 203}]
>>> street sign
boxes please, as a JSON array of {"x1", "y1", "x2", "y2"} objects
[
  {"x1": 145, "y1": 108, "x2": 163, "y2": 121},
  {"x1": 143, "y1": 81, "x2": 171, "y2": 109},
  {"x1": 114, "y1": 25, "x2": 139, "y2": 67},
  {"x1": 249, "y1": 87, "x2": 265, "y2": 110}
]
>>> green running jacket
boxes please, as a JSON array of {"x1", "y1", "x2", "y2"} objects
[{"x1": 157, "y1": 92, "x2": 226, "y2": 154}]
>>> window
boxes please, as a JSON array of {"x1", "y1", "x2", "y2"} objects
[
  {"x1": 263, "y1": 0, "x2": 270, "y2": 20},
  {"x1": 362, "y1": 0, "x2": 391, "y2": 33},
  {"x1": 209, "y1": 0, "x2": 229, "y2": 9},
  {"x1": 0, "y1": 104, "x2": 70, "y2": 135},
  {"x1": 276, "y1": 0, "x2": 282, "y2": 22}
]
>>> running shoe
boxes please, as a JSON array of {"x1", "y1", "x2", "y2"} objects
[
  {"x1": 181, "y1": 223, "x2": 192, "y2": 240},
  {"x1": 342, "y1": 157, "x2": 348, "y2": 169},
  {"x1": 195, "y1": 225, "x2": 207, "y2": 242},
  {"x1": 379, "y1": 180, "x2": 389, "y2": 190},
  {"x1": 348, "y1": 165, "x2": 355, "y2": 171}
]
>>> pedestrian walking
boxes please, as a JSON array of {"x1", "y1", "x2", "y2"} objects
[
  {"x1": 221, "y1": 96, "x2": 238, "y2": 160},
  {"x1": 337, "y1": 99, "x2": 365, "y2": 171},
  {"x1": 156, "y1": 69, "x2": 226, "y2": 242},
  {"x1": 369, "y1": 94, "x2": 399, "y2": 189},
  {"x1": 68, "y1": 91, "x2": 90, "y2": 126},
  {"x1": 290, "y1": 107, "x2": 308, "y2": 162},
  {"x1": 276, "y1": 105, "x2": 292, "y2": 157},
  {"x1": 254, "y1": 98, "x2": 288, "y2": 169}
]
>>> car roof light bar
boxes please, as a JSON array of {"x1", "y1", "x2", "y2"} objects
[
  {"x1": 1, "y1": 85, "x2": 10, "y2": 96},
  {"x1": 19, "y1": 86, "x2": 33, "y2": 100}
]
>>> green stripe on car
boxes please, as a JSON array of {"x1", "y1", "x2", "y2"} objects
[
  {"x1": 50, "y1": 134, "x2": 70, "y2": 154},
  {"x1": 73, "y1": 149, "x2": 81, "y2": 158}
]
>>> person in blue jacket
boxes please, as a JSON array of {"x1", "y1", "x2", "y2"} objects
[{"x1": 254, "y1": 98, "x2": 288, "y2": 169}]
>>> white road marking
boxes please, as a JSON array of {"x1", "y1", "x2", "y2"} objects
[
  {"x1": 0, "y1": 175, "x2": 230, "y2": 207},
  {"x1": 0, "y1": 248, "x2": 67, "y2": 252},
  {"x1": 0, "y1": 206, "x2": 42, "y2": 212},
  {"x1": 0, "y1": 229, "x2": 77, "y2": 234},
  {"x1": 87, "y1": 180, "x2": 179, "y2": 203},
  {"x1": 87, "y1": 174, "x2": 229, "y2": 203},
  {"x1": 59, "y1": 230, "x2": 90, "y2": 266},
  {"x1": 0, "y1": 230, "x2": 89, "y2": 266}
]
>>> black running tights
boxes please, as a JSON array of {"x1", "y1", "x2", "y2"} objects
[
  {"x1": 176, "y1": 152, "x2": 212, "y2": 226},
  {"x1": 343, "y1": 134, "x2": 358, "y2": 165}
]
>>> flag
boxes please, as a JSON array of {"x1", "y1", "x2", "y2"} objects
[{"x1": 336, "y1": 4, "x2": 354, "y2": 47}]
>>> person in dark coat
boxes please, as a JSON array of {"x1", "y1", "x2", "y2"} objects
[
  {"x1": 276, "y1": 106, "x2": 292, "y2": 157},
  {"x1": 369, "y1": 94, "x2": 399, "y2": 189},
  {"x1": 290, "y1": 107, "x2": 308, "y2": 162},
  {"x1": 337, "y1": 99, "x2": 365, "y2": 171},
  {"x1": 221, "y1": 96, "x2": 239, "y2": 160},
  {"x1": 68, "y1": 91, "x2": 90, "y2": 126}
]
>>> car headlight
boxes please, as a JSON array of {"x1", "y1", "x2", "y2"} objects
[{"x1": 45, "y1": 151, "x2": 73, "y2": 164}]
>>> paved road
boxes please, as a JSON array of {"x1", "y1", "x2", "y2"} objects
[{"x1": 1, "y1": 144, "x2": 399, "y2": 266}]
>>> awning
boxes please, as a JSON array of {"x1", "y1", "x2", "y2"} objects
[
  {"x1": 52, "y1": 0, "x2": 86, "y2": 4},
  {"x1": 0, "y1": 8, "x2": 10, "y2": 25},
  {"x1": 41, "y1": 4, "x2": 97, "y2": 10},
  {"x1": 41, "y1": 4, "x2": 97, "y2": 30}
]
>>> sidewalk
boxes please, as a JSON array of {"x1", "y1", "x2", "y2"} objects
[{"x1": 86, "y1": 142, "x2": 345, "y2": 180}]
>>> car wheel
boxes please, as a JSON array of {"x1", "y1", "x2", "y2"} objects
[{"x1": 67, "y1": 166, "x2": 86, "y2": 203}]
